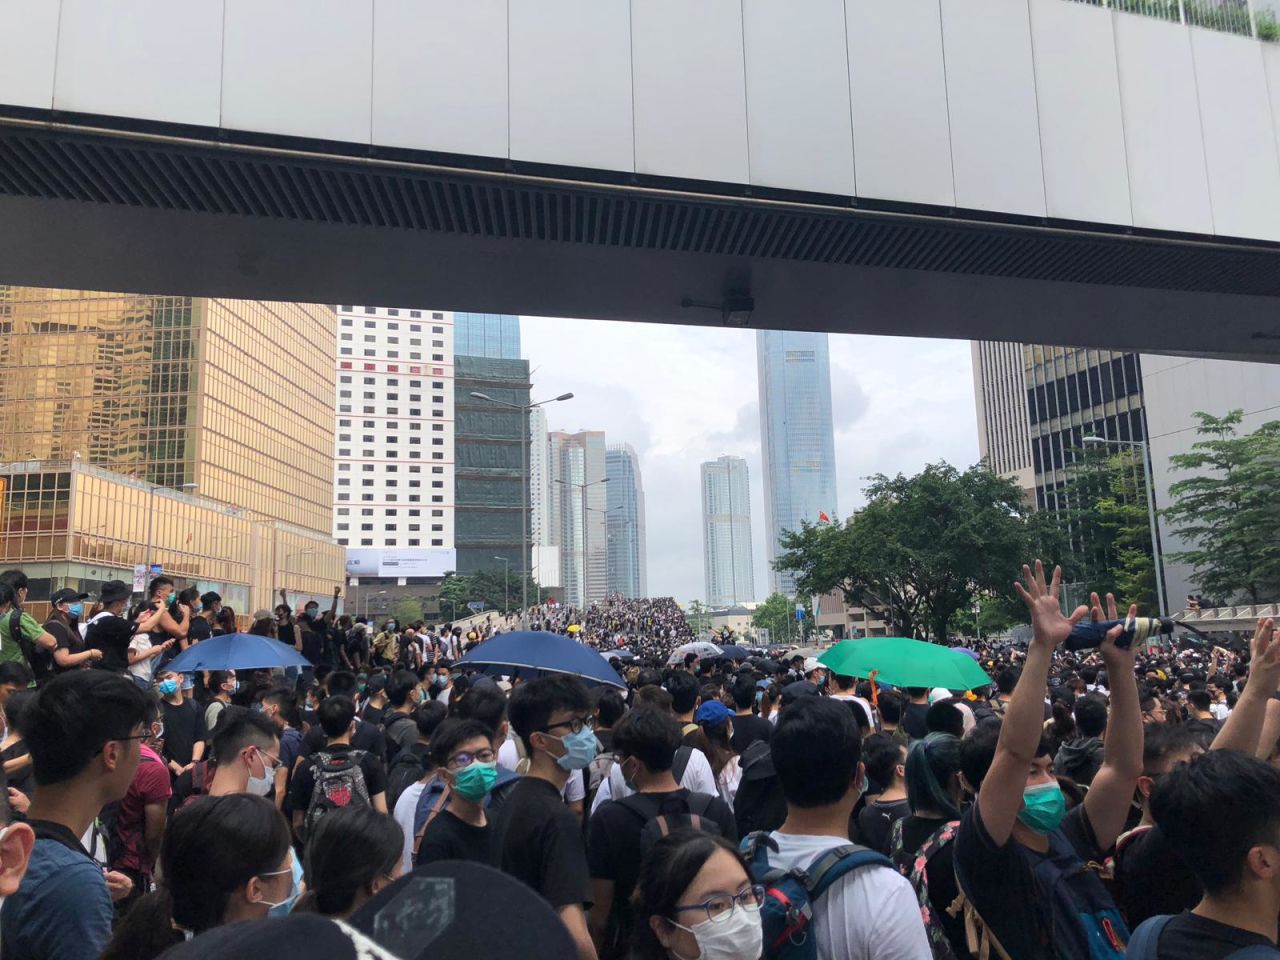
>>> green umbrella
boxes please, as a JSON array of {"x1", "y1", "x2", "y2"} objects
[{"x1": 818, "y1": 637, "x2": 992, "y2": 691}]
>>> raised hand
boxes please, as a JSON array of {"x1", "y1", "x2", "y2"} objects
[
  {"x1": 1013, "y1": 560, "x2": 1088, "y2": 650},
  {"x1": 1249, "y1": 618, "x2": 1280, "y2": 691},
  {"x1": 1097, "y1": 596, "x2": 1138, "y2": 666}
]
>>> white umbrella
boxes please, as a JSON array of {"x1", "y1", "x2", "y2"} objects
[{"x1": 667, "y1": 641, "x2": 724, "y2": 665}]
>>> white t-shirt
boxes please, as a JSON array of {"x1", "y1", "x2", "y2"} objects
[
  {"x1": 393, "y1": 781, "x2": 427, "y2": 875},
  {"x1": 128, "y1": 635, "x2": 155, "y2": 681},
  {"x1": 717, "y1": 755, "x2": 742, "y2": 811},
  {"x1": 766, "y1": 832, "x2": 932, "y2": 960},
  {"x1": 590, "y1": 745, "x2": 717, "y2": 815},
  {"x1": 497, "y1": 737, "x2": 584, "y2": 802}
]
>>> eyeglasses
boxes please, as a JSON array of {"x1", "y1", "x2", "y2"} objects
[
  {"x1": 445, "y1": 748, "x2": 496, "y2": 770},
  {"x1": 673, "y1": 885, "x2": 765, "y2": 925},
  {"x1": 543, "y1": 715, "x2": 595, "y2": 735},
  {"x1": 254, "y1": 748, "x2": 283, "y2": 771}
]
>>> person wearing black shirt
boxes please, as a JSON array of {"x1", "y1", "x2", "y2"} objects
[
  {"x1": 155, "y1": 668, "x2": 207, "y2": 775},
  {"x1": 187, "y1": 591, "x2": 219, "y2": 645},
  {"x1": 954, "y1": 569, "x2": 1142, "y2": 960},
  {"x1": 1137, "y1": 747, "x2": 1280, "y2": 959},
  {"x1": 902, "y1": 688, "x2": 932, "y2": 740},
  {"x1": 289, "y1": 696, "x2": 388, "y2": 840},
  {"x1": 490, "y1": 676, "x2": 597, "y2": 960},
  {"x1": 855, "y1": 734, "x2": 910, "y2": 855},
  {"x1": 86, "y1": 581, "x2": 164, "y2": 675},
  {"x1": 415, "y1": 719, "x2": 495, "y2": 866},
  {"x1": 727, "y1": 674, "x2": 773, "y2": 754},
  {"x1": 299, "y1": 671, "x2": 388, "y2": 764},
  {"x1": 44, "y1": 589, "x2": 101, "y2": 676},
  {"x1": 587, "y1": 706, "x2": 736, "y2": 959}
]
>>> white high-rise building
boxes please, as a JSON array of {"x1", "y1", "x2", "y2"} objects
[
  {"x1": 548, "y1": 430, "x2": 608, "y2": 607},
  {"x1": 702, "y1": 456, "x2": 755, "y2": 608},
  {"x1": 333, "y1": 304, "x2": 454, "y2": 558},
  {"x1": 529, "y1": 405, "x2": 560, "y2": 589},
  {"x1": 971, "y1": 341, "x2": 1035, "y2": 497}
]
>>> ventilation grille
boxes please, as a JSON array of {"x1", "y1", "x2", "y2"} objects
[{"x1": 1, "y1": 125, "x2": 1278, "y2": 297}]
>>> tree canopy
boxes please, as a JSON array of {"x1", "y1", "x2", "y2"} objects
[
  {"x1": 774, "y1": 462, "x2": 1048, "y2": 641},
  {"x1": 1163, "y1": 410, "x2": 1280, "y2": 605},
  {"x1": 437, "y1": 568, "x2": 540, "y2": 622}
]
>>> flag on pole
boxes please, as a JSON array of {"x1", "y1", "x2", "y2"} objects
[{"x1": 818, "y1": 511, "x2": 831, "y2": 524}]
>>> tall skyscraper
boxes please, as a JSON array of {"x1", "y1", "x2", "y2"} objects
[
  {"x1": 605, "y1": 444, "x2": 647, "y2": 599},
  {"x1": 0, "y1": 287, "x2": 343, "y2": 613},
  {"x1": 453, "y1": 357, "x2": 531, "y2": 576},
  {"x1": 971, "y1": 341, "x2": 1035, "y2": 497},
  {"x1": 334, "y1": 305, "x2": 455, "y2": 555},
  {"x1": 701, "y1": 456, "x2": 754, "y2": 608},
  {"x1": 453, "y1": 313, "x2": 521, "y2": 360},
  {"x1": 528, "y1": 405, "x2": 559, "y2": 590},
  {"x1": 756, "y1": 329, "x2": 838, "y2": 596},
  {"x1": 548, "y1": 430, "x2": 607, "y2": 606}
]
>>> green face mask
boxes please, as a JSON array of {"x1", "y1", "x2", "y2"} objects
[
  {"x1": 451, "y1": 761, "x2": 499, "y2": 803},
  {"x1": 1017, "y1": 781, "x2": 1067, "y2": 835}
]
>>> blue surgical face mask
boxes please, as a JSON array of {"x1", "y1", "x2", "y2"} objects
[
  {"x1": 158, "y1": 678, "x2": 179, "y2": 696},
  {"x1": 551, "y1": 726, "x2": 598, "y2": 772},
  {"x1": 67, "y1": 602, "x2": 84, "y2": 619}
]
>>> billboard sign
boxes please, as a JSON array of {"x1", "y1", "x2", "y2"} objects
[{"x1": 345, "y1": 548, "x2": 457, "y2": 578}]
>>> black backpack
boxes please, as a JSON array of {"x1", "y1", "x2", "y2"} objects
[
  {"x1": 616, "y1": 790, "x2": 724, "y2": 860},
  {"x1": 386, "y1": 742, "x2": 432, "y2": 810},
  {"x1": 383, "y1": 713, "x2": 417, "y2": 763},
  {"x1": 734, "y1": 739, "x2": 787, "y2": 837}
]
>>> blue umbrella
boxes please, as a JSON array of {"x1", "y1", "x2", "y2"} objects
[
  {"x1": 163, "y1": 633, "x2": 311, "y2": 673},
  {"x1": 456, "y1": 631, "x2": 626, "y2": 690}
]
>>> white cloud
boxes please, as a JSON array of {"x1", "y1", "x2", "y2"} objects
[{"x1": 522, "y1": 317, "x2": 980, "y2": 604}]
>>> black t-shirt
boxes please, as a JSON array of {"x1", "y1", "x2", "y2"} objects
[
  {"x1": 417, "y1": 809, "x2": 491, "y2": 866},
  {"x1": 903, "y1": 701, "x2": 931, "y2": 739},
  {"x1": 490, "y1": 776, "x2": 592, "y2": 910},
  {"x1": 288, "y1": 742, "x2": 388, "y2": 810},
  {"x1": 300, "y1": 626, "x2": 325, "y2": 665},
  {"x1": 187, "y1": 617, "x2": 213, "y2": 644},
  {"x1": 363, "y1": 703, "x2": 388, "y2": 728},
  {"x1": 160, "y1": 698, "x2": 207, "y2": 767},
  {"x1": 1152, "y1": 912, "x2": 1275, "y2": 960},
  {"x1": 44, "y1": 617, "x2": 80, "y2": 676},
  {"x1": 301, "y1": 718, "x2": 387, "y2": 763},
  {"x1": 954, "y1": 797, "x2": 1111, "y2": 960},
  {"x1": 1114, "y1": 825, "x2": 1203, "y2": 928},
  {"x1": 730, "y1": 714, "x2": 774, "y2": 754},
  {"x1": 897, "y1": 814, "x2": 970, "y2": 960},
  {"x1": 588, "y1": 789, "x2": 737, "y2": 912},
  {"x1": 855, "y1": 796, "x2": 911, "y2": 855},
  {"x1": 86, "y1": 613, "x2": 135, "y2": 673}
]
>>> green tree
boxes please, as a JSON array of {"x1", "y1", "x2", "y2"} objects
[
  {"x1": 391, "y1": 597, "x2": 425, "y2": 626},
  {"x1": 437, "y1": 573, "x2": 469, "y2": 622},
  {"x1": 948, "y1": 593, "x2": 1023, "y2": 639},
  {"x1": 685, "y1": 600, "x2": 712, "y2": 635},
  {"x1": 775, "y1": 462, "x2": 1041, "y2": 642},
  {"x1": 751, "y1": 593, "x2": 794, "y2": 645},
  {"x1": 1054, "y1": 446, "x2": 1156, "y2": 611},
  {"x1": 437, "y1": 568, "x2": 542, "y2": 621},
  {"x1": 1163, "y1": 411, "x2": 1280, "y2": 605}
]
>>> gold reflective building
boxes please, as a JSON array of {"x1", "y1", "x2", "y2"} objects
[{"x1": 0, "y1": 288, "x2": 343, "y2": 615}]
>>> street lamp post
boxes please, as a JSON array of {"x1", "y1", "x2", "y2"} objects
[
  {"x1": 494, "y1": 556, "x2": 510, "y2": 613},
  {"x1": 555, "y1": 477, "x2": 609, "y2": 607},
  {"x1": 143, "y1": 482, "x2": 197, "y2": 594},
  {"x1": 469, "y1": 390, "x2": 573, "y2": 624},
  {"x1": 1083, "y1": 435, "x2": 1167, "y2": 615}
]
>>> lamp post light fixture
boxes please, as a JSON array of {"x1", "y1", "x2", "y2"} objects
[{"x1": 469, "y1": 389, "x2": 574, "y2": 623}]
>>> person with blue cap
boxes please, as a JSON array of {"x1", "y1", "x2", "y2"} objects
[{"x1": 695, "y1": 700, "x2": 742, "y2": 809}]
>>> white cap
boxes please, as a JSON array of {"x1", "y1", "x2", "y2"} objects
[{"x1": 804, "y1": 657, "x2": 822, "y2": 674}]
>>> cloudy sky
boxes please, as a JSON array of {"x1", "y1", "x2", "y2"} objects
[{"x1": 522, "y1": 316, "x2": 981, "y2": 604}]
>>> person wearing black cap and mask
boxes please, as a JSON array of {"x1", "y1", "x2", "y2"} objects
[
  {"x1": 45, "y1": 587, "x2": 103, "y2": 677},
  {"x1": 87, "y1": 580, "x2": 166, "y2": 676}
]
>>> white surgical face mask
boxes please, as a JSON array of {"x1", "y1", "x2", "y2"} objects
[
  {"x1": 245, "y1": 749, "x2": 275, "y2": 798},
  {"x1": 670, "y1": 901, "x2": 763, "y2": 960}
]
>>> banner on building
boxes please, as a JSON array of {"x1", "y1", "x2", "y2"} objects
[{"x1": 345, "y1": 548, "x2": 457, "y2": 578}]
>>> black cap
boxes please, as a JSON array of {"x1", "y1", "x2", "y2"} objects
[
  {"x1": 781, "y1": 680, "x2": 819, "y2": 706},
  {"x1": 50, "y1": 588, "x2": 89, "y2": 606},
  {"x1": 99, "y1": 580, "x2": 132, "y2": 604}
]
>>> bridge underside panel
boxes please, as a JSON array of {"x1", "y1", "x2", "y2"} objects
[{"x1": 0, "y1": 121, "x2": 1277, "y2": 360}]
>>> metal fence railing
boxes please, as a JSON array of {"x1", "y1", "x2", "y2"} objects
[{"x1": 1064, "y1": 0, "x2": 1280, "y2": 41}]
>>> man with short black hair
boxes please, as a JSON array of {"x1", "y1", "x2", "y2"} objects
[
  {"x1": 491, "y1": 675, "x2": 599, "y2": 960},
  {"x1": 383, "y1": 670, "x2": 424, "y2": 760},
  {"x1": 155, "y1": 667, "x2": 206, "y2": 779},
  {"x1": 729, "y1": 673, "x2": 773, "y2": 753},
  {"x1": 764, "y1": 696, "x2": 929, "y2": 959},
  {"x1": 901, "y1": 687, "x2": 932, "y2": 740},
  {"x1": 587, "y1": 706, "x2": 735, "y2": 958},
  {"x1": 855, "y1": 733, "x2": 910, "y2": 856},
  {"x1": 1055, "y1": 693, "x2": 1109, "y2": 786},
  {"x1": 1, "y1": 670, "x2": 149, "y2": 959},
  {"x1": 299, "y1": 670, "x2": 388, "y2": 762},
  {"x1": 664, "y1": 671, "x2": 701, "y2": 743},
  {"x1": 1135, "y1": 750, "x2": 1280, "y2": 957},
  {"x1": 289, "y1": 695, "x2": 388, "y2": 840},
  {"x1": 187, "y1": 591, "x2": 221, "y2": 644},
  {"x1": 204, "y1": 706, "x2": 281, "y2": 798},
  {"x1": 415, "y1": 717, "x2": 497, "y2": 866}
]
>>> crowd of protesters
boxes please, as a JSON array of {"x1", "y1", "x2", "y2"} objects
[{"x1": 0, "y1": 562, "x2": 1278, "y2": 959}]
